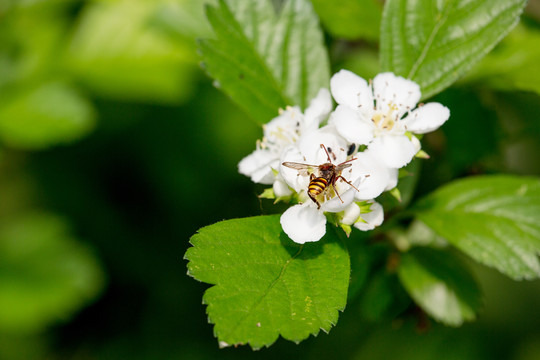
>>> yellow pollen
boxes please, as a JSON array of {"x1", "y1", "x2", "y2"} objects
[
  {"x1": 372, "y1": 113, "x2": 383, "y2": 126},
  {"x1": 372, "y1": 103, "x2": 398, "y2": 131}
]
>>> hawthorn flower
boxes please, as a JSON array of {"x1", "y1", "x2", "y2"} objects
[
  {"x1": 238, "y1": 89, "x2": 332, "y2": 187},
  {"x1": 278, "y1": 127, "x2": 384, "y2": 244},
  {"x1": 329, "y1": 70, "x2": 450, "y2": 169}
]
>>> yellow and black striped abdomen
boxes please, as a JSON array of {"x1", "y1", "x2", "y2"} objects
[{"x1": 308, "y1": 177, "x2": 328, "y2": 197}]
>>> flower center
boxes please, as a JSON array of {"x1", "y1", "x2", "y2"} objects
[
  {"x1": 371, "y1": 103, "x2": 400, "y2": 134},
  {"x1": 259, "y1": 123, "x2": 299, "y2": 153}
]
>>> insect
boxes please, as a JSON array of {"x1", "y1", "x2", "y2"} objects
[{"x1": 282, "y1": 144, "x2": 359, "y2": 209}]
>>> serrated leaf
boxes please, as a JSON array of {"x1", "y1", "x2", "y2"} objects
[
  {"x1": 310, "y1": 0, "x2": 382, "y2": 41},
  {"x1": 380, "y1": 0, "x2": 527, "y2": 99},
  {"x1": 185, "y1": 215, "x2": 350, "y2": 349},
  {"x1": 398, "y1": 247, "x2": 482, "y2": 326},
  {"x1": 415, "y1": 175, "x2": 540, "y2": 280},
  {"x1": 0, "y1": 212, "x2": 105, "y2": 334},
  {"x1": 199, "y1": 0, "x2": 330, "y2": 123},
  {"x1": 0, "y1": 81, "x2": 95, "y2": 149}
]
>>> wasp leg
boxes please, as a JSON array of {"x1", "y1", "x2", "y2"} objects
[
  {"x1": 332, "y1": 183, "x2": 345, "y2": 203},
  {"x1": 337, "y1": 175, "x2": 360, "y2": 192},
  {"x1": 308, "y1": 192, "x2": 321, "y2": 209}
]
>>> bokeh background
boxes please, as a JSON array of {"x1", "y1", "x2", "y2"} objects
[{"x1": 1, "y1": 0, "x2": 540, "y2": 359}]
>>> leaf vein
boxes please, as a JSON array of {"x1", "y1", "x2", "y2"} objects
[{"x1": 222, "y1": 244, "x2": 305, "y2": 339}]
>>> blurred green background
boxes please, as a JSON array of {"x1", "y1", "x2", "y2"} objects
[{"x1": 1, "y1": 0, "x2": 540, "y2": 359}]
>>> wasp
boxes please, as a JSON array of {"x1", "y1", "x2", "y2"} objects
[{"x1": 282, "y1": 144, "x2": 359, "y2": 209}]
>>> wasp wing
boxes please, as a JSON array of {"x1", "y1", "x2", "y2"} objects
[
  {"x1": 282, "y1": 162, "x2": 318, "y2": 177},
  {"x1": 335, "y1": 163, "x2": 353, "y2": 172}
]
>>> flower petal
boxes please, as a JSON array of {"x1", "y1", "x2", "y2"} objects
[
  {"x1": 321, "y1": 177, "x2": 362, "y2": 212},
  {"x1": 304, "y1": 88, "x2": 332, "y2": 132},
  {"x1": 341, "y1": 203, "x2": 361, "y2": 225},
  {"x1": 385, "y1": 167, "x2": 399, "y2": 191},
  {"x1": 298, "y1": 125, "x2": 348, "y2": 164},
  {"x1": 403, "y1": 102, "x2": 450, "y2": 134},
  {"x1": 354, "y1": 201, "x2": 384, "y2": 231},
  {"x1": 280, "y1": 203, "x2": 327, "y2": 243},
  {"x1": 373, "y1": 72, "x2": 421, "y2": 117},
  {"x1": 238, "y1": 150, "x2": 277, "y2": 184},
  {"x1": 264, "y1": 106, "x2": 302, "y2": 144},
  {"x1": 369, "y1": 134, "x2": 417, "y2": 169},
  {"x1": 330, "y1": 69, "x2": 373, "y2": 113},
  {"x1": 273, "y1": 178, "x2": 292, "y2": 197},
  {"x1": 349, "y1": 151, "x2": 391, "y2": 200},
  {"x1": 280, "y1": 146, "x2": 309, "y2": 193},
  {"x1": 329, "y1": 105, "x2": 374, "y2": 145}
]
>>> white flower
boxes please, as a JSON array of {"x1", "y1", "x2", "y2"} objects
[
  {"x1": 329, "y1": 70, "x2": 450, "y2": 169},
  {"x1": 279, "y1": 126, "x2": 382, "y2": 244},
  {"x1": 238, "y1": 89, "x2": 332, "y2": 185}
]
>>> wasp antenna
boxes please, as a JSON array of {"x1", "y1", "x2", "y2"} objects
[
  {"x1": 341, "y1": 157, "x2": 357, "y2": 165},
  {"x1": 320, "y1": 144, "x2": 332, "y2": 163}
]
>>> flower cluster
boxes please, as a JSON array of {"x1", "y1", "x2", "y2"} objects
[{"x1": 239, "y1": 70, "x2": 450, "y2": 244}]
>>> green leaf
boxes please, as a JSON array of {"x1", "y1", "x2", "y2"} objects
[
  {"x1": 0, "y1": 212, "x2": 105, "y2": 334},
  {"x1": 380, "y1": 0, "x2": 527, "y2": 99},
  {"x1": 339, "y1": 47, "x2": 380, "y2": 81},
  {"x1": 199, "y1": 0, "x2": 330, "y2": 123},
  {"x1": 185, "y1": 215, "x2": 350, "y2": 349},
  {"x1": 415, "y1": 175, "x2": 540, "y2": 280},
  {"x1": 398, "y1": 247, "x2": 482, "y2": 326},
  {"x1": 150, "y1": 0, "x2": 218, "y2": 40},
  {"x1": 0, "y1": 81, "x2": 95, "y2": 149},
  {"x1": 64, "y1": 0, "x2": 197, "y2": 103},
  {"x1": 0, "y1": 5, "x2": 68, "y2": 89},
  {"x1": 465, "y1": 24, "x2": 540, "y2": 95},
  {"x1": 310, "y1": 0, "x2": 382, "y2": 41}
]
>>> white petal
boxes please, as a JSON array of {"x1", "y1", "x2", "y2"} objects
[
  {"x1": 341, "y1": 203, "x2": 360, "y2": 225},
  {"x1": 349, "y1": 151, "x2": 391, "y2": 200},
  {"x1": 280, "y1": 204, "x2": 326, "y2": 244},
  {"x1": 385, "y1": 167, "x2": 399, "y2": 191},
  {"x1": 264, "y1": 106, "x2": 302, "y2": 144},
  {"x1": 369, "y1": 134, "x2": 417, "y2": 169},
  {"x1": 280, "y1": 146, "x2": 309, "y2": 193},
  {"x1": 330, "y1": 69, "x2": 373, "y2": 112},
  {"x1": 321, "y1": 177, "x2": 362, "y2": 212},
  {"x1": 329, "y1": 105, "x2": 374, "y2": 145},
  {"x1": 304, "y1": 88, "x2": 332, "y2": 131},
  {"x1": 410, "y1": 135, "x2": 421, "y2": 154},
  {"x1": 403, "y1": 102, "x2": 450, "y2": 134},
  {"x1": 238, "y1": 150, "x2": 276, "y2": 184},
  {"x1": 373, "y1": 72, "x2": 421, "y2": 117},
  {"x1": 298, "y1": 125, "x2": 348, "y2": 164},
  {"x1": 354, "y1": 201, "x2": 384, "y2": 231},
  {"x1": 273, "y1": 178, "x2": 292, "y2": 197}
]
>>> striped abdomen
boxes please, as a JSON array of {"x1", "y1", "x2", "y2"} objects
[{"x1": 308, "y1": 177, "x2": 328, "y2": 197}]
